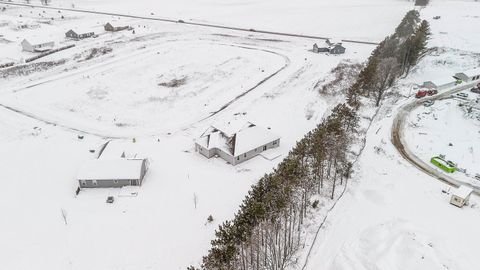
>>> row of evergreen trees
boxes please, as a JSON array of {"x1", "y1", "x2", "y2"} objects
[
  {"x1": 195, "y1": 10, "x2": 430, "y2": 270},
  {"x1": 347, "y1": 10, "x2": 430, "y2": 107},
  {"x1": 198, "y1": 103, "x2": 357, "y2": 270}
]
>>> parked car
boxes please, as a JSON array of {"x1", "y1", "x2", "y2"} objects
[
  {"x1": 423, "y1": 100, "x2": 434, "y2": 107},
  {"x1": 455, "y1": 92, "x2": 469, "y2": 99},
  {"x1": 178, "y1": 19, "x2": 185, "y2": 23},
  {"x1": 416, "y1": 90, "x2": 427, "y2": 98},
  {"x1": 427, "y1": 89, "x2": 438, "y2": 96},
  {"x1": 471, "y1": 87, "x2": 480, "y2": 94},
  {"x1": 475, "y1": 174, "x2": 480, "y2": 181},
  {"x1": 106, "y1": 196, "x2": 115, "y2": 203}
]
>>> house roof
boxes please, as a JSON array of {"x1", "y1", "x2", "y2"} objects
[
  {"x1": 452, "y1": 186, "x2": 473, "y2": 199},
  {"x1": 234, "y1": 125, "x2": 280, "y2": 156},
  {"x1": 197, "y1": 121, "x2": 280, "y2": 156},
  {"x1": 77, "y1": 159, "x2": 145, "y2": 181},
  {"x1": 326, "y1": 38, "x2": 343, "y2": 45},
  {"x1": 21, "y1": 38, "x2": 53, "y2": 46}
]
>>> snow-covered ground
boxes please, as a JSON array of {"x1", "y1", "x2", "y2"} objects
[
  {"x1": 405, "y1": 95, "x2": 480, "y2": 187},
  {"x1": 4, "y1": 0, "x2": 413, "y2": 42},
  {"x1": 0, "y1": 1, "x2": 414, "y2": 269},
  {"x1": 301, "y1": 1, "x2": 480, "y2": 270}
]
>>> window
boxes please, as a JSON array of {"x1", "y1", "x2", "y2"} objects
[
  {"x1": 93, "y1": 181, "x2": 97, "y2": 186},
  {"x1": 273, "y1": 140, "x2": 277, "y2": 145},
  {"x1": 237, "y1": 157, "x2": 239, "y2": 160},
  {"x1": 113, "y1": 180, "x2": 118, "y2": 184},
  {"x1": 263, "y1": 145, "x2": 267, "y2": 151},
  {"x1": 80, "y1": 180, "x2": 86, "y2": 186}
]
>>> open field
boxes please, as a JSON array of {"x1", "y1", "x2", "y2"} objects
[{"x1": 0, "y1": 1, "x2": 413, "y2": 269}]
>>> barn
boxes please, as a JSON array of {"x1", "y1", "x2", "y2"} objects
[
  {"x1": 77, "y1": 159, "x2": 148, "y2": 188},
  {"x1": 21, "y1": 38, "x2": 54, "y2": 52},
  {"x1": 195, "y1": 121, "x2": 280, "y2": 165},
  {"x1": 454, "y1": 68, "x2": 480, "y2": 83}
]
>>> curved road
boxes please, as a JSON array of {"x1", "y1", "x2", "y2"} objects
[
  {"x1": 391, "y1": 81, "x2": 480, "y2": 194},
  {"x1": 0, "y1": 1, "x2": 379, "y2": 46}
]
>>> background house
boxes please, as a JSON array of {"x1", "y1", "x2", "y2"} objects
[
  {"x1": 104, "y1": 22, "x2": 130, "y2": 32},
  {"x1": 77, "y1": 158, "x2": 148, "y2": 188},
  {"x1": 454, "y1": 68, "x2": 480, "y2": 82},
  {"x1": 195, "y1": 121, "x2": 280, "y2": 165},
  {"x1": 312, "y1": 40, "x2": 346, "y2": 55},
  {"x1": 21, "y1": 38, "x2": 54, "y2": 52},
  {"x1": 65, "y1": 29, "x2": 95, "y2": 40},
  {"x1": 422, "y1": 77, "x2": 457, "y2": 90}
]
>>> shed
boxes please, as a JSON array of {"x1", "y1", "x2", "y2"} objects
[
  {"x1": 195, "y1": 121, "x2": 280, "y2": 165},
  {"x1": 454, "y1": 68, "x2": 480, "y2": 82},
  {"x1": 77, "y1": 159, "x2": 148, "y2": 188},
  {"x1": 21, "y1": 38, "x2": 54, "y2": 52},
  {"x1": 312, "y1": 43, "x2": 329, "y2": 53},
  {"x1": 450, "y1": 186, "x2": 473, "y2": 208}
]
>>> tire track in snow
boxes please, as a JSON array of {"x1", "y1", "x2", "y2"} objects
[
  {"x1": 198, "y1": 44, "x2": 290, "y2": 121},
  {"x1": 0, "y1": 41, "x2": 290, "y2": 138}
]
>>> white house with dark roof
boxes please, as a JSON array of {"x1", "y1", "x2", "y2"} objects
[{"x1": 195, "y1": 121, "x2": 280, "y2": 165}]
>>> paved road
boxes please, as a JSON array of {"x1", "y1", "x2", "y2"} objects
[
  {"x1": 0, "y1": 1, "x2": 379, "y2": 46},
  {"x1": 391, "y1": 81, "x2": 480, "y2": 194}
]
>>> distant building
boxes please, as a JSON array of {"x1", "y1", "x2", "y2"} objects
[
  {"x1": 77, "y1": 158, "x2": 148, "y2": 188},
  {"x1": 450, "y1": 186, "x2": 473, "y2": 208},
  {"x1": 195, "y1": 121, "x2": 280, "y2": 165},
  {"x1": 65, "y1": 29, "x2": 95, "y2": 40},
  {"x1": 312, "y1": 39, "x2": 346, "y2": 55},
  {"x1": 454, "y1": 68, "x2": 480, "y2": 83},
  {"x1": 21, "y1": 38, "x2": 54, "y2": 52},
  {"x1": 422, "y1": 77, "x2": 457, "y2": 91},
  {"x1": 312, "y1": 43, "x2": 329, "y2": 53},
  {"x1": 329, "y1": 44, "x2": 346, "y2": 54},
  {"x1": 104, "y1": 22, "x2": 130, "y2": 32}
]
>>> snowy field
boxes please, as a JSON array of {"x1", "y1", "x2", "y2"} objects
[
  {"x1": 299, "y1": 1, "x2": 480, "y2": 270},
  {"x1": 6, "y1": 0, "x2": 414, "y2": 42},
  {"x1": 0, "y1": 0, "x2": 414, "y2": 270}
]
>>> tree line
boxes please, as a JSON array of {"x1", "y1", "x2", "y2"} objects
[
  {"x1": 347, "y1": 10, "x2": 430, "y2": 107},
  {"x1": 193, "y1": 10, "x2": 430, "y2": 270}
]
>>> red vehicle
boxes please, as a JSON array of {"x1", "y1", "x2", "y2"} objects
[
  {"x1": 427, "y1": 89, "x2": 438, "y2": 96},
  {"x1": 415, "y1": 90, "x2": 427, "y2": 98}
]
